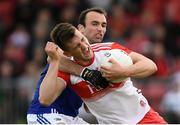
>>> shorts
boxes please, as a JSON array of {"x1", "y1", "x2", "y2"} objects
[
  {"x1": 27, "y1": 113, "x2": 89, "y2": 124},
  {"x1": 138, "y1": 108, "x2": 167, "y2": 124}
]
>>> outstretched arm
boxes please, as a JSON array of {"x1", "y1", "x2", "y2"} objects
[
  {"x1": 127, "y1": 52, "x2": 157, "y2": 77},
  {"x1": 100, "y1": 51, "x2": 157, "y2": 81}
]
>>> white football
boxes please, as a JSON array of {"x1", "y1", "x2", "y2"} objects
[{"x1": 100, "y1": 49, "x2": 133, "y2": 83}]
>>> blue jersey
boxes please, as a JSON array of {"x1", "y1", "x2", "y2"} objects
[{"x1": 27, "y1": 64, "x2": 83, "y2": 117}]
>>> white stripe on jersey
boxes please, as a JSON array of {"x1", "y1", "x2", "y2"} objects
[
  {"x1": 91, "y1": 43, "x2": 113, "y2": 52},
  {"x1": 91, "y1": 42, "x2": 113, "y2": 49},
  {"x1": 92, "y1": 47, "x2": 111, "y2": 52}
]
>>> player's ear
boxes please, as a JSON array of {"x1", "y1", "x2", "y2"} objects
[
  {"x1": 63, "y1": 51, "x2": 71, "y2": 57},
  {"x1": 78, "y1": 24, "x2": 85, "y2": 33}
]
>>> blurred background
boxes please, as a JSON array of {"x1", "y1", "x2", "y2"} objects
[{"x1": 0, "y1": 0, "x2": 179, "y2": 123}]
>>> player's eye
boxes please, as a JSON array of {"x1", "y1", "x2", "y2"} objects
[
  {"x1": 102, "y1": 23, "x2": 107, "y2": 28},
  {"x1": 92, "y1": 22, "x2": 99, "y2": 26}
]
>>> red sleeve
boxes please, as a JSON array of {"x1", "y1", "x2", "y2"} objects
[
  {"x1": 111, "y1": 42, "x2": 132, "y2": 54},
  {"x1": 57, "y1": 71, "x2": 71, "y2": 85}
]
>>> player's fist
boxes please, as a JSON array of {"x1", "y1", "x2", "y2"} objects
[
  {"x1": 45, "y1": 42, "x2": 61, "y2": 62},
  {"x1": 81, "y1": 68, "x2": 109, "y2": 89}
]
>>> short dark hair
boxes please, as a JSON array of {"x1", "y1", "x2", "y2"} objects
[
  {"x1": 78, "y1": 7, "x2": 107, "y2": 26},
  {"x1": 50, "y1": 23, "x2": 75, "y2": 51}
]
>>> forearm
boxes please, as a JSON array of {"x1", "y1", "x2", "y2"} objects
[
  {"x1": 124, "y1": 59, "x2": 157, "y2": 78},
  {"x1": 59, "y1": 55, "x2": 84, "y2": 76},
  {"x1": 39, "y1": 62, "x2": 63, "y2": 105}
]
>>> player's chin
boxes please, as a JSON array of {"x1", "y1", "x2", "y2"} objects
[
  {"x1": 96, "y1": 39, "x2": 102, "y2": 43},
  {"x1": 83, "y1": 55, "x2": 91, "y2": 60},
  {"x1": 91, "y1": 38, "x2": 102, "y2": 43}
]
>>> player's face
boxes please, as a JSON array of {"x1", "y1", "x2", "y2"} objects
[
  {"x1": 65, "y1": 29, "x2": 93, "y2": 65},
  {"x1": 79, "y1": 11, "x2": 107, "y2": 44}
]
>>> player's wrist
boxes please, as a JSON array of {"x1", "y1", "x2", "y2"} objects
[
  {"x1": 122, "y1": 67, "x2": 131, "y2": 77},
  {"x1": 49, "y1": 60, "x2": 60, "y2": 67}
]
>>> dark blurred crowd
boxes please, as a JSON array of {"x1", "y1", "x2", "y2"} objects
[{"x1": 0, "y1": 0, "x2": 179, "y2": 123}]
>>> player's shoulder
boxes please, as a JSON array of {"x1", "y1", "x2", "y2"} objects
[
  {"x1": 91, "y1": 42, "x2": 128, "y2": 51},
  {"x1": 91, "y1": 42, "x2": 131, "y2": 54},
  {"x1": 91, "y1": 42, "x2": 114, "y2": 47},
  {"x1": 91, "y1": 42, "x2": 115, "y2": 52}
]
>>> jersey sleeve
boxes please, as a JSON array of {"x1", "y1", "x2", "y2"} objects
[
  {"x1": 111, "y1": 42, "x2": 132, "y2": 54},
  {"x1": 57, "y1": 71, "x2": 71, "y2": 85}
]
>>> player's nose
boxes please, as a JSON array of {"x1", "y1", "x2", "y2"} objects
[{"x1": 97, "y1": 25, "x2": 103, "y2": 31}]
